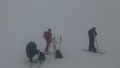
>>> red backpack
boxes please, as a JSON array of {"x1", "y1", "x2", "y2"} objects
[{"x1": 43, "y1": 31, "x2": 48, "y2": 39}]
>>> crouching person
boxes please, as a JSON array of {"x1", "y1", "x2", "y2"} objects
[
  {"x1": 26, "y1": 41, "x2": 39, "y2": 63},
  {"x1": 37, "y1": 51, "x2": 46, "y2": 64}
]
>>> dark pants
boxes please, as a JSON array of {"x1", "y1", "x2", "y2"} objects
[{"x1": 89, "y1": 37, "x2": 97, "y2": 52}]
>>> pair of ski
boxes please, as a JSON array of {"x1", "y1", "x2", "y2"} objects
[
  {"x1": 82, "y1": 49, "x2": 105, "y2": 54},
  {"x1": 52, "y1": 36, "x2": 62, "y2": 53},
  {"x1": 29, "y1": 59, "x2": 44, "y2": 68}
]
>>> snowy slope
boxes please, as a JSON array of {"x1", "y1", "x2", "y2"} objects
[{"x1": 0, "y1": 0, "x2": 120, "y2": 68}]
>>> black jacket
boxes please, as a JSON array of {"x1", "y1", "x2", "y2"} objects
[
  {"x1": 88, "y1": 29, "x2": 97, "y2": 38},
  {"x1": 26, "y1": 41, "x2": 37, "y2": 58}
]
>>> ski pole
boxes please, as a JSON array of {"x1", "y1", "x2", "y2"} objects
[
  {"x1": 95, "y1": 37, "x2": 99, "y2": 52},
  {"x1": 48, "y1": 43, "x2": 51, "y2": 60}
]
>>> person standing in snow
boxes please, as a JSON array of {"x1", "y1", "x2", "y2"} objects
[
  {"x1": 88, "y1": 27, "x2": 97, "y2": 52},
  {"x1": 43, "y1": 28, "x2": 53, "y2": 53}
]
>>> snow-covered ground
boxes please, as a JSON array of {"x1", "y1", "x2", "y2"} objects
[{"x1": 0, "y1": 0, "x2": 120, "y2": 68}]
